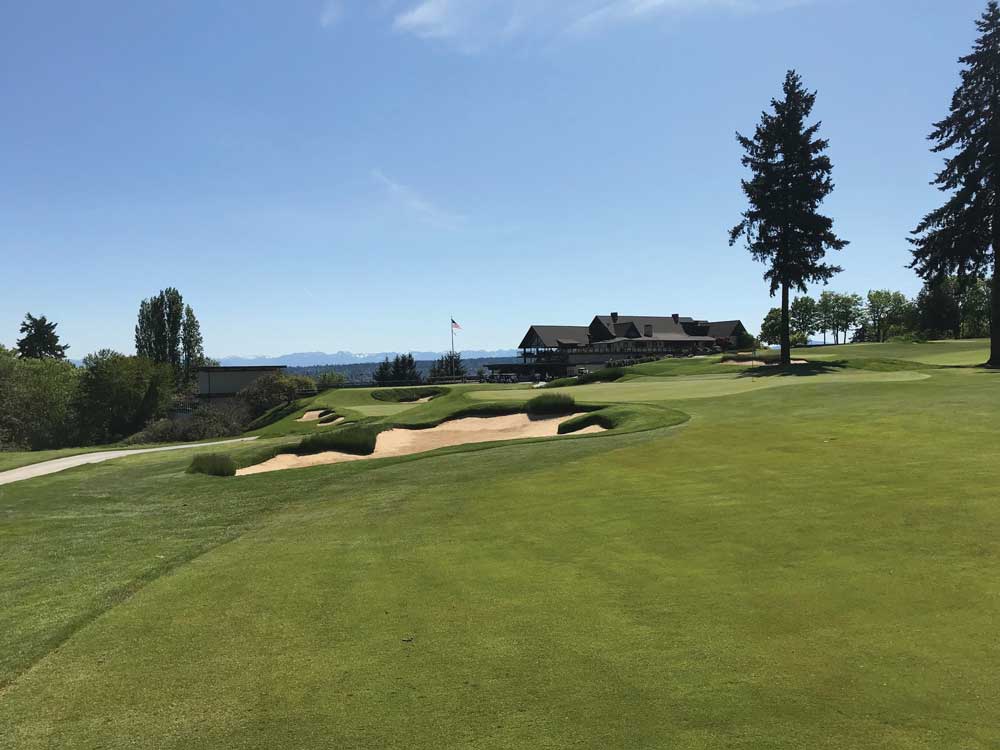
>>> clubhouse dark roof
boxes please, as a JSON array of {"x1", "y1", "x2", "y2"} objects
[{"x1": 518, "y1": 326, "x2": 591, "y2": 349}]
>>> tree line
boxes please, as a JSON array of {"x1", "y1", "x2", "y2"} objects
[
  {"x1": 732, "y1": 2, "x2": 1000, "y2": 366},
  {"x1": 758, "y1": 277, "x2": 991, "y2": 347},
  {"x1": 0, "y1": 289, "x2": 214, "y2": 451}
]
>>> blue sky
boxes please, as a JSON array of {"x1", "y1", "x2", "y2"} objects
[{"x1": 0, "y1": 0, "x2": 986, "y2": 357}]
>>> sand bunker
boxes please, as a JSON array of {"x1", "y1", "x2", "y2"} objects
[
  {"x1": 296, "y1": 410, "x2": 327, "y2": 422},
  {"x1": 316, "y1": 417, "x2": 345, "y2": 427},
  {"x1": 238, "y1": 413, "x2": 605, "y2": 476}
]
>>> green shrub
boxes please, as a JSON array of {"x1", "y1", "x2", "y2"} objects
[
  {"x1": 296, "y1": 425, "x2": 380, "y2": 456},
  {"x1": 372, "y1": 387, "x2": 446, "y2": 403},
  {"x1": 187, "y1": 453, "x2": 237, "y2": 477},
  {"x1": 526, "y1": 393, "x2": 577, "y2": 416}
]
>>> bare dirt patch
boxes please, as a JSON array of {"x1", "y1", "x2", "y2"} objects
[{"x1": 237, "y1": 413, "x2": 605, "y2": 476}]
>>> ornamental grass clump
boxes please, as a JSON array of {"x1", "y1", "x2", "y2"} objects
[
  {"x1": 526, "y1": 393, "x2": 577, "y2": 417},
  {"x1": 187, "y1": 453, "x2": 237, "y2": 477},
  {"x1": 296, "y1": 425, "x2": 379, "y2": 456}
]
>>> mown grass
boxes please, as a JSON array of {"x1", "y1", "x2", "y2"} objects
[{"x1": 3, "y1": 345, "x2": 1000, "y2": 748}]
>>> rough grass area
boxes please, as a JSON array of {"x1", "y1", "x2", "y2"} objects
[
  {"x1": 245, "y1": 399, "x2": 308, "y2": 431},
  {"x1": 186, "y1": 453, "x2": 237, "y2": 477},
  {"x1": 526, "y1": 393, "x2": 577, "y2": 416},
  {"x1": 295, "y1": 425, "x2": 380, "y2": 456},
  {"x1": 371, "y1": 387, "x2": 446, "y2": 403}
]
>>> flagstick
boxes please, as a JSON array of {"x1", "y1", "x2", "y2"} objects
[{"x1": 451, "y1": 316, "x2": 455, "y2": 378}]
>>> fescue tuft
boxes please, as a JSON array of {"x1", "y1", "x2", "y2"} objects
[
  {"x1": 526, "y1": 393, "x2": 577, "y2": 416},
  {"x1": 187, "y1": 453, "x2": 237, "y2": 477}
]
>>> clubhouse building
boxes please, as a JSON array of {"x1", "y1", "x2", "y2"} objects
[{"x1": 490, "y1": 313, "x2": 748, "y2": 380}]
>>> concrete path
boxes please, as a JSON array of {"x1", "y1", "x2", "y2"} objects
[{"x1": 0, "y1": 437, "x2": 259, "y2": 487}]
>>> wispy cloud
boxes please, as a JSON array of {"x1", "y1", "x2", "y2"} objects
[
  {"x1": 371, "y1": 169, "x2": 466, "y2": 230},
  {"x1": 389, "y1": 0, "x2": 816, "y2": 49},
  {"x1": 320, "y1": 1, "x2": 814, "y2": 47},
  {"x1": 319, "y1": 0, "x2": 345, "y2": 28}
]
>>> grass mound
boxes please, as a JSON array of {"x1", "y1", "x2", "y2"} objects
[
  {"x1": 372, "y1": 387, "x2": 446, "y2": 403},
  {"x1": 526, "y1": 393, "x2": 577, "y2": 416},
  {"x1": 296, "y1": 425, "x2": 380, "y2": 456},
  {"x1": 186, "y1": 453, "x2": 237, "y2": 477},
  {"x1": 318, "y1": 411, "x2": 341, "y2": 424}
]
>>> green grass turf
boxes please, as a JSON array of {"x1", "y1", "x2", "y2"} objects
[
  {"x1": 3, "y1": 346, "x2": 1000, "y2": 748},
  {"x1": 792, "y1": 338, "x2": 990, "y2": 366}
]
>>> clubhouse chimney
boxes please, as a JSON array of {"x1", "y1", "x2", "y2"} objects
[
  {"x1": 644, "y1": 324, "x2": 653, "y2": 337},
  {"x1": 611, "y1": 312, "x2": 619, "y2": 323},
  {"x1": 672, "y1": 313, "x2": 680, "y2": 324}
]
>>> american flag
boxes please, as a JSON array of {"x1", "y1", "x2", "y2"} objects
[{"x1": 451, "y1": 318, "x2": 462, "y2": 331}]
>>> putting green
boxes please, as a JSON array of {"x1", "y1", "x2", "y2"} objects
[{"x1": 467, "y1": 369, "x2": 930, "y2": 403}]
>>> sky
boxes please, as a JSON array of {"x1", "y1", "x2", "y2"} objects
[{"x1": 0, "y1": 0, "x2": 988, "y2": 357}]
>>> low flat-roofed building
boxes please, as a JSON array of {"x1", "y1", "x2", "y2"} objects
[{"x1": 197, "y1": 366, "x2": 287, "y2": 399}]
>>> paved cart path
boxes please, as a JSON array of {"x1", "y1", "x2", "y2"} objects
[{"x1": 0, "y1": 437, "x2": 259, "y2": 487}]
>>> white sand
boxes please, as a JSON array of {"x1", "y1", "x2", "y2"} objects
[
  {"x1": 295, "y1": 410, "x2": 327, "y2": 422},
  {"x1": 316, "y1": 417, "x2": 345, "y2": 427},
  {"x1": 238, "y1": 413, "x2": 605, "y2": 476}
]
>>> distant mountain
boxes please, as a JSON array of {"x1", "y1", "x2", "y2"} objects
[{"x1": 216, "y1": 350, "x2": 520, "y2": 367}]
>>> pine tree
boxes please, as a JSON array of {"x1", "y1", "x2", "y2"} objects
[
  {"x1": 730, "y1": 70, "x2": 848, "y2": 365},
  {"x1": 429, "y1": 352, "x2": 466, "y2": 380},
  {"x1": 390, "y1": 354, "x2": 422, "y2": 385},
  {"x1": 373, "y1": 357, "x2": 394, "y2": 386},
  {"x1": 16, "y1": 313, "x2": 69, "y2": 359},
  {"x1": 910, "y1": 1, "x2": 1000, "y2": 366}
]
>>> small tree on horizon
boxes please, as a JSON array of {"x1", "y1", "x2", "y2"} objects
[
  {"x1": 790, "y1": 295, "x2": 819, "y2": 341},
  {"x1": 910, "y1": 1, "x2": 1000, "y2": 366},
  {"x1": 429, "y1": 352, "x2": 466, "y2": 380},
  {"x1": 759, "y1": 308, "x2": 783, "y2": 346},
  {"x1": 730, "y1": 70, "x2": 848, "y2": 365},
  {"x1": 16, "y1": 313, "x2": 69, "y2": 359}
]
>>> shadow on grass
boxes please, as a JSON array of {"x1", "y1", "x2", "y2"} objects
[{"x1": 737, "y1": 360, "x2": 847, "y2": 378}]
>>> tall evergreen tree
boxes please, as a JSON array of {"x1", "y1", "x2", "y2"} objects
[
  {"x1": 910, "y1": 1, "x2": 1000, "y2": 366},
  {"x1": 730, "y1": 70, "x2": 848, "y2": 364},
  {"x1": 390, "y1": 354, "x2": 422, "y2": 385},
  {"x1": 16, "y1": 313, "x2": 69, "y2": 359},
  {"x1": 373, "y1": 357, "x2": 394, "y2": 386}
]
